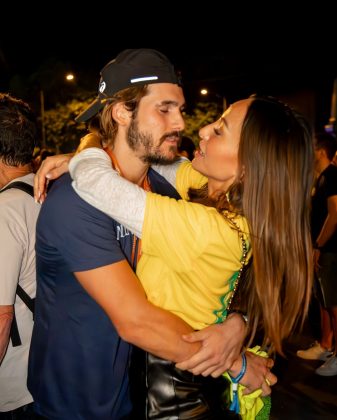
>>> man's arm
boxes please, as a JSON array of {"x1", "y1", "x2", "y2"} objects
[
  {"x1": 315, "y1": 195, "x2": 337, "y2": 247},
  {"x1": 75, "y1": 261, "x2": 276, "y2": 393},
  {"x1": 0, "y1": 305, "x2": 13, "y2": 364},
  {"x1": 75, "y1": 260, "x2": 200, "y2": 362},
  {"x1": 314, "y1": 195, "x2": 337, "y2": 270}
]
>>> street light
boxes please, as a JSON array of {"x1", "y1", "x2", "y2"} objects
[
  {"x1": 65, "y1": 73, "x2": 75, "y2": 82},
  {"x1": 200, "y1": 88, "x2": 227, "y2": 111}
]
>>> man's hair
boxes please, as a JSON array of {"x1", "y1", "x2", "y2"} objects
[
  {"x1": 97, "y1": 85, "x2": 148, "y2": 148},
  {"x1": 315, "y1": 132, "x2": 337, "y2": 161},
  {"x1": 0, "y1": 93, "x2": 37, "y2": 166}
]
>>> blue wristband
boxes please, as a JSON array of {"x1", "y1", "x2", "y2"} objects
[{"x1": 229, "y1": 353, "x2": 247, "y2": 414}]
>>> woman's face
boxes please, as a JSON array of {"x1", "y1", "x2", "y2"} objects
[{"x1": 192, "y1": 98, "x2": 251, "y2": 194}]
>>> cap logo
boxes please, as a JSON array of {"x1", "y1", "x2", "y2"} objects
[
  {"x1": 99, "y1": 81, "x2": 106, "y2": 93},
  {"x1": 131, "y1": 76, "x2": 159, "y2": 83}
]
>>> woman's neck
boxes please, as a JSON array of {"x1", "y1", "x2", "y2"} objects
[{"x1": 207, "y1": 178, "x2": 231, "y2": 198}]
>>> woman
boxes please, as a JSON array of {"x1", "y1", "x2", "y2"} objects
[{"x1": 37, "y1": 96, "x2": 314, "y2": 418}]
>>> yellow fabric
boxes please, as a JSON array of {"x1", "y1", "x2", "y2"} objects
[
  {"x1": 224, "y1": 346, "x2": 269, "y2": 420},
  {"x1": 175, "y1": 160, "x2": 207, "y2": 199},
  {"x1": 139, "y1": 161, "x2": 251, "y2": 330}
]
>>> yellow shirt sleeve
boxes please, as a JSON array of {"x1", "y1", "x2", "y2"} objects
[{"x1": 175, "y1": 161, "x2": 207, "y2": 200}]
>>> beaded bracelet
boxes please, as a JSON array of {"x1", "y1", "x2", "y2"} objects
[{"x1": 229, "y1": 352, "x2": 247, "y2": 414}]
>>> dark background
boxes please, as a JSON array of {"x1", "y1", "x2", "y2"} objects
[{"x1": 1, "y1": 5, "x2": 336, "y2": 131}]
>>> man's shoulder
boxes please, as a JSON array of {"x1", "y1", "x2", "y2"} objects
[
  {"x1": 0, "y1": 174, "x2": 38, "y2": 219},
  {"x1": 148, "y1": 167, "x2": 181, "y2": 199},
  {"x1": 320, "y1": 165, "x2": 337, "y2": 190},
  {"x1": 46, "y1": 174, "x2": 94, "y2": 211},
  {"x1": 39, "y1": 173, "x2": 118, "y2": 233}
]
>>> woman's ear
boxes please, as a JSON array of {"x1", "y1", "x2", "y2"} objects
[{"x1": 112, "y1": 103, "x2": 130, "y2": 125}]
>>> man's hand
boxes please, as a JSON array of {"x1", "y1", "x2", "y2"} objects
[
  {"x1": 175, "y1": 313, "x2": 246, "y2": 377},
  {"x1": 34, "y1": 154, "x2": 73, "y2": 203}
]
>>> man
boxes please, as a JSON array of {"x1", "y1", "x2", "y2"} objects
[
  {"x1": 297, "y1": 132, "x2": 337, "y2": 376},
  {"x1": 0, "y1": 93, "x2": 40, "y2": 418},
  {"x1": 30, "y1": 49, "x2": 270, "y2": 419}
]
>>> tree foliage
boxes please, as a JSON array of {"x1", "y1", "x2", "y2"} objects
[
  {"x1": 42, "y1": 100, "x2": 219, "y2": 153},
  {"x1": 184, "y1": 102, "x2": 219, "y2": 146},
  {"x1": 43, "y1": 99, "x2": 92, "y2": 153}
]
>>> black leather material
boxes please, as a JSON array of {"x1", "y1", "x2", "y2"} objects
[{"x1": 130, "y1": 348, "x2": 240, "y2": 420}]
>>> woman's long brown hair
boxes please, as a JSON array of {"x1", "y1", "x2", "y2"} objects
[{"x1": 189, "y1": 97, "x2": 314, "y2": 354}]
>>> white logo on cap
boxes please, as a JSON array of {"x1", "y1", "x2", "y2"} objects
[
  {"x1": 99, "y1": 81, "x2": 106, "y2": 93},
  {"x1": 131, "y1": 76, "x2": 158, "y2": 83}
]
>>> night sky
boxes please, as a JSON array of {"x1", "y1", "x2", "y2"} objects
[{"x1": 1, "y1": 6, "x2": 336, "y2": 128}]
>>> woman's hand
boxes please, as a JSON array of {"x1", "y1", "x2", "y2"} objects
[
  {"x1": 175, "y1": 313, "x2": 247, "y2": 377},
  {"x1": 34, "y1": 133, "x2": 103, "y2": 203},
  {"x1": 34, "y1": 154, "x2": 73, "y2": 203},
  {"x1": 236, "y1": 351, "x2": 276, "y2": 396}
]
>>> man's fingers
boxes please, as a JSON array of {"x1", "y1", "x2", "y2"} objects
[
  {"x1": 175, "y1": 353, "x2": 209, "y2": 372},
  {"x1": 181, "y1": 332, "x2": 202, "y2": 343}
]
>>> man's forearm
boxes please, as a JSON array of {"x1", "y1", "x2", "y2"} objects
[
  {"x1": 117, "y1": 301, "x2": 200, "y2": 363},
  {"x1": 316, "y1": 214, "x2": 337, "y2": 247},
  {"x1": 0, "y1": 305, "x2": 14, "y2": 363},
  {"x1": 75, "y1": 263, "x2": 200, "y2": 364}
]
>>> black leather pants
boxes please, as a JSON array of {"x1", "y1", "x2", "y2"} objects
[{"x1": 130, "y1": 348, "x2": 240, "y2": 420}]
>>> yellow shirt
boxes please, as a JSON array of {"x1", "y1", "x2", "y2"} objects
[{"x1": 139, "y1": 161, "x2": 251, "y2": 330}]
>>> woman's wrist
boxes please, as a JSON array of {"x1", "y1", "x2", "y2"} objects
[
  {"x1": 228, "y1": 352, "x2": 246, "y2": 378},
  {"x1": 227, "y1": 310, "x2": 248, "y2": 326},
  {"x1": 228, "y1": 352, "x2": 247, "y2": 381}
]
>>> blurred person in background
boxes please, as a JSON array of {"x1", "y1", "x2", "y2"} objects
[
  {"x1": 297, "y1": 132, "x2": 337, "y2": 376},
  {"x1": 0, "y1": 93, "x2": 41, "y2": 419},
  {"x1": 177, "y1": 135, "x2": 196, "y2": 160}
]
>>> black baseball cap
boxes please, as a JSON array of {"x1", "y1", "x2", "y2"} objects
[{"x1": 75, "y1": 48, "x2": 180, "y2": 123}]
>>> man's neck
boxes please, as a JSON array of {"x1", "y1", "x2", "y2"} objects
[
  {"x1": 0, "y1": 162, "x2": 32, "y2": 189},
  {"x1": 108, "y1": 142, "x2": 149, "y2": 187}
]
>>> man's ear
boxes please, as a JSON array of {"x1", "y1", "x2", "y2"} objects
[{"x1": 112, "y1": 103, "x2": 130, "y2": 125}]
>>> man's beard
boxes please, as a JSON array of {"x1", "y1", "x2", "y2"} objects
[{"x1": 127, "y1": 118, "x2": 181, "y2": 165}]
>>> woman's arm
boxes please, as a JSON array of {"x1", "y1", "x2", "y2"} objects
[
  {"x1": 34, "y1": 134, "x2": 102, "y2": 203},
  {"x1": 69, "y1": 148, "x2": 147, "y2": 238},
  {"x1": 151, "y1": 158, "x2": 187, "y2": 187}
]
